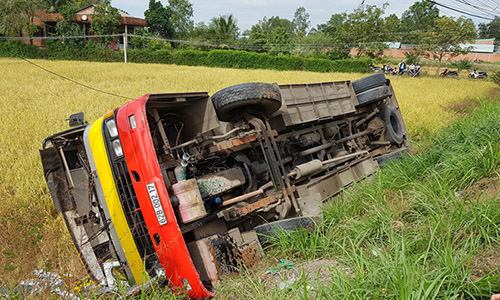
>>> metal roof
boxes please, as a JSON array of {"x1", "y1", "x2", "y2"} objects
[
  {"x1": 385, "y1": 42, "x2": 401, "y2": 49},
  {"x1": 460, "y1": 43, "x2": 495, "y2": 53}
]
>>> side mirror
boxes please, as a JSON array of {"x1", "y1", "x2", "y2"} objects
[{"x1": 67, "y1": 112, "x2": 86, "y2": 127}]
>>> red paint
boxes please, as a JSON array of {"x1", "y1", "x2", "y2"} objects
[{"x1": 115, "y1": 94, "x2": 214, "y2": 299}]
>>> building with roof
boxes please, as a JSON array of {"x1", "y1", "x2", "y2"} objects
[
  {"x1": 350, "y1": 38, "x2": 500, "y2": 63},
  {"x1": 29, "y1": 4, "x2": 148, "y2": 48}
]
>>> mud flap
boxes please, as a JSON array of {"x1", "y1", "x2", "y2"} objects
[
  {"x1": 40, "y1": 147, "x2": 75, "y2": 212},
  {"x1": 187, "y1": 230, "x2": 262, "y2": 289}
]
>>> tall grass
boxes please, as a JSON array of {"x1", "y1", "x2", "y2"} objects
[{"x1": 262, "y1": 100, "x2": 500, "y2": 299}]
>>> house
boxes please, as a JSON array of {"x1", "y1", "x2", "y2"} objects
[
  {"x1": 351, "y1": 38, "x2": 500, "y2": 63},
  {"x1": 29, "y1": 4, "x2": 148, "y2": 48}
]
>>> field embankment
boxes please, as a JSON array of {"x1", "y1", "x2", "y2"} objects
[{"x1": 0, "y1": 58, "x2": 497, "y2": 297}]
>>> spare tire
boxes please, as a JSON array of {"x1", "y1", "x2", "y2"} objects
[
  {"x1": 254, "y1": 217, "x2": 316, "y2": 246},
  {"x1": 356, "y1": 85, "x2": 392, "y2": 106},
  {"x1": 211, "y1": 82, "x2": 282, "y2": 122},
  {"x1": 352, "y1": 73, "x2": 387, "y2": 94},
  {"x1": 380, "y1": 105, "x2": 404, "y2": 144}
]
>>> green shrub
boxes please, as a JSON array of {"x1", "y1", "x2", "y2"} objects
[
  {"x1": 170, "y1": 50, "x2": 209, "y2": 66},
  {"x1": 451, "y1": 59, "x2": 473, "y2": 71},
  {"x1": 0, "y1": 40, "x2": 371, "y2": 73},
  {"x1": 0, "y1": 40, "x2": 42, "y2": 58},
  {"x1": 404, "y1": 51, "x2": 421, "y2": 65}
]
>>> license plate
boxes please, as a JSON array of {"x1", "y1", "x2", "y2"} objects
[{"x1": 146, "y1": 182, "x2": 167, "y2": 226}]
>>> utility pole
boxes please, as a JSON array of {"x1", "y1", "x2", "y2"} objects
[{"x1": 124, "y1": 25, "x2": 128, "y2": 64}]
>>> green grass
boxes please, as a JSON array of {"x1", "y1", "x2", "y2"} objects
[{"x1": 212, "y1": 98, "x2": 500, "y2": 299}]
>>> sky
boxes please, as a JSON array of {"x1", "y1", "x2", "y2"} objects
[{"x1": 111, "y1": 0, "x2": 489, "y2": 31}]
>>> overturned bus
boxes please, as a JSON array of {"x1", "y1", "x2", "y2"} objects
[{"x1": 40, "y1": 74, "x2": 409, "y2": 298}]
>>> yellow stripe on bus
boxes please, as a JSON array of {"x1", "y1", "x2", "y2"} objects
[{"x1": 87, "y1": 117, "x2": 144, "y2": 284}]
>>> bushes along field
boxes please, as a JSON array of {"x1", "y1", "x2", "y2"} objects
[
  {"x1": 0, "y1": 58, "x2": 498, "y2": 298},
  {"x1": 0, "y1": 40, "x2": 371, "y2": 73}
]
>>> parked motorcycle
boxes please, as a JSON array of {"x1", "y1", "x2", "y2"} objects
[
  {"x1": 469, "y1": 69, "x2": 488, "y2": 79},
  {"x1": 368, "y1": 63, "x2": 382, "y2": 73},
  {"x1": 440, "y1": 69, "x2": 459, "y2": 77}
]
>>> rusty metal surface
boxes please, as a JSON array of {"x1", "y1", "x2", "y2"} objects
[
  {"x1": 187, "y1": 232, "x2": 263, "y2": 288},
  {"x1": 212, "y1": 134, "x2": 257, "y2": 151},
  {"x1": 239, "y1": 241, "x2": 261, "y2": 268},
  {"x1": 238, "y1": 194, "x2": 278, "y2": 215},
  {"x1": 218, "y1": 194, "x2": 278, "y2": 221}
]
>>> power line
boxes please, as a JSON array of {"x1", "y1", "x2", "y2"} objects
[
  {"x1": 426, "y1": 0, "x2": 494, "y2": 20},
  {"x1": 21, "y1": 58, "x2": 134, "y2": 100},
  {"x1": 452, "y1": 0, "x2": 500, "y2": 17},
  {"x1": 2, "y1": 27, "x2": 479, "y2": 51},
  {"x1": 462, "y1": 0, "x2": 500, "y2": 13},
  {"x1": 2, "y1": 30, "x2": 483, "y2": 58}
]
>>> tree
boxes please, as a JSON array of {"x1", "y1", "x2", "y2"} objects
[
  {"x1": 419, "y1": 16, "x2": 476, "y2": 75},
  {"x1": 336, "y1": 2, "x2": 391, "y2": 58},
  {"x1": 208, "y1": 14, "x2": 239, "y2": 43},
  {"x1": 144, "y1": 0, "x2": 173, "y2": 38},
  {"x1": 400, "y1": 1, "x2": 439, "y2": 43},
  {"x1": 167, "y1": 0, "x2": 193, "y2": 38},
  {"x1": 478, "y1": 17, "x2": 500, "y2": 45},
  {"x1": 189, "y1": 21, "x2": 209, "y2": 41},
  {"x1": 292, "y1": 7, "x2": 310, "y2": 36},
  {"x1": 0, "y1": 0, "x2": 25, "y2": 36},
  {"x1": 250, "y1": 16, "x2": 294, "y2": 37},
  {"x1": 268, "y1": 26, "x2": 292, "y2": 55},
  {"x1": 72, "y1": 0, "x2": 98, "y2": 8},
  {"x1": 317, "y1": 13, "x2": 346, "y2": 37},
  {"x1": 90, "y1": 0, "x2": 120, "y2": 44},
  {"x1": 53, "y1": 3, "x2": 85, "y2": 44},
  {"x1": 297, "y1": 32, "x2": 350, "y2": 60},
  {"x1": 247, "y1": 16, "x2": 295, "y2": 53},
  {"x1": 384, "y1": 13, "x2": 401, "y2": 41},
  {"x1": 45, "y1": 0, "x2": 68, "y2": 13},
  {"x1": 0, "y1": 0, "x2": 46, "y2": 43}
]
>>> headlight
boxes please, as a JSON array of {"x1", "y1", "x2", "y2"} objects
[
  {"x1": 106, "y1": 119, "x2": 119, "y2": 138},
  {"x1": 112, "y1": 139, "x2": 123, "y2": 157}
]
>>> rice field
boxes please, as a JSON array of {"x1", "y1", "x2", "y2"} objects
[{"x1": 0, "y1": 57, "x2": 497, "y2": 289}]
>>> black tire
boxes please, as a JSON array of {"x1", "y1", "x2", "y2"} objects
[
  {"x1": 254, "y1": 217, "x2": 315, "y2": 246},
  {"x1": 380, "y1": 105, "x2": 404, "y2": 144},
  {"x1": 356, "y1": 85, "x2": 392, "y2": 106},
  {"x1": 211, "y1": 82, "x2": 282, "y2": 122},
  {"x1": 352, "y1": 73, "x2": 387, "y2": 94}
]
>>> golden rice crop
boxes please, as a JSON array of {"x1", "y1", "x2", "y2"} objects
[{"x1": 0, "y1": 57, "x2": 496, "y2": 284}]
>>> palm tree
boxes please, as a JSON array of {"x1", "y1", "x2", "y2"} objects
[
  {"x1": 208, "y1": 14, "x2": 239, "y2": 42},
  {"x1": 45, "y1": 0, "x2": 68, "y2": 13}
]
